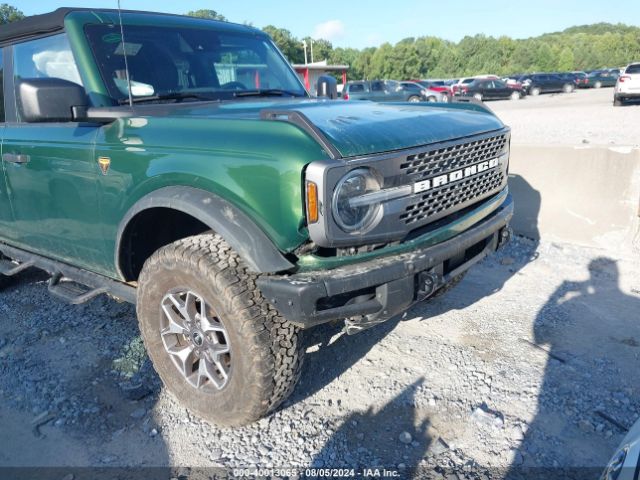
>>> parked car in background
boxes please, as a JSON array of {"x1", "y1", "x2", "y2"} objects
[
  {"x1": 503, "y1": 75, "x2": 526, "y2": 91},
  {"x1": 554, "y1": 72, "x2": 580, "y2": 87},
  {"x1": 452, "y1": 75, "x2": 499, "y2": 95},
  {"x1": 614, "y1": 62, "x2": 640, "y2": 106},
  {"x1": 586, "y1": 70, "x2": 619, "y2": 88},
  {"x1": 518, "y1": 73, "x2": 575, "y2": 95},
  {"x1": 411, "y1": 79, "x2": 452, "y2": 102},
  {"x1": 571, "y1": 71, "x2": 589, "y2": 88},
  {"x1": 457, "y1": 78, "x2": 523, "y2": 101},
  {"x1": 342, "y1": 80, "x2": 424, "y2": 102},
  {"x1": 400, "y1": 81, "x2": 445, "y2": 102}
]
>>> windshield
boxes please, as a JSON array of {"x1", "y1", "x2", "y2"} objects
[{"x1": 84, "y1": 24, "x2": 307, "y2": 102}]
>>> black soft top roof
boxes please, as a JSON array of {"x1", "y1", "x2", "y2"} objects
[
  {"x1": 0, "y1": 8, "x2": 73, "y2": 46},
  {"x1": 0, "y1": 7, "x2": 235, "y2": 47}
]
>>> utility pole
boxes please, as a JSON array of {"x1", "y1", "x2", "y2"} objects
[
  {"x1": 310, "y1": 39, "x2": 314, "y2": 63},
  {"x1": 302, "y1": 40, "x2": 308, "y2": 65}
]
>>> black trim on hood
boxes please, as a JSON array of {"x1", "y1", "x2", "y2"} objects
[{"x1": 260, "y1": 109, "x2": 342, "y2": 160}]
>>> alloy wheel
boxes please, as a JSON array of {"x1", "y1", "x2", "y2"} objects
[{"x1": 160, "y1": 290, "x2": 231, "y2": 391}]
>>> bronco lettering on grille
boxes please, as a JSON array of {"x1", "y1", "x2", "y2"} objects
[{"x1": 413, "y1": 157, "x2": 500, "y2": 194}]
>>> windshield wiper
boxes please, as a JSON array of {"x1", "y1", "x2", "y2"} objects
[
  {"x1": 233, "y1": 89, "x2": 304, "y2": 98},
  {"x1": 118, "y1": 92, "x2": 219, "y2": 105}
]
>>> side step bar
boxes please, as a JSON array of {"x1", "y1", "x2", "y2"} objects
[
  {"x1": 0, "y1": 243, "x2": 136, "y2": 304},
  {"x1": 0, "y1": 258, "x2": 35, "y2": 276},
  {"x1": 48, "y1": 273, "x2": 109, "y2": 305}
]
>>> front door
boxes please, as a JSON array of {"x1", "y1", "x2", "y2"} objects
[
  {"x1": 2, "y1": 33, "x2": 103, "y2": 269},
  {"x1": 0, "y1": 50, "x2": 12, "y2": 237},
  {"x1": 491, "y1": 80, "x2": 512, "y2": 99}
]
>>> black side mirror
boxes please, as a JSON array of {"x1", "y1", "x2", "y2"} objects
[
  {"x1": 18, "y1": 78, "x2": 88, "y2": 122},
  {"x1": 317, "y1": 75, "x2": 338, "y2": 99}
]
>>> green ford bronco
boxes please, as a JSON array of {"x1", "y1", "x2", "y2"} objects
[{"x1": 0, "y1": 8, "x2": 513, "y2": 425}]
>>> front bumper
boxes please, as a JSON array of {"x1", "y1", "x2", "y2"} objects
[{"x1": 258, "y1": 194, "x2": 514, "y2": 329}]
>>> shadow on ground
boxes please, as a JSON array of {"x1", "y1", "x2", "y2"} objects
[
  {"x1": 311, "y1": 378, "x2": 433, "y2": 474},
  {"x1": 505, "y1": 257, "x2": 640, "y2": 478},
  {"x1": 0, "y1": 269, "x2": 171, "y2": 479}
]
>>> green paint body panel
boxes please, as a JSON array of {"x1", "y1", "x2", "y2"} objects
[
  {"x1": 0, "y1": 9, "x2": 509, "y2": 281},
  {"x1": 93, "y1": 115, "x2": 328, "y2": 275}
]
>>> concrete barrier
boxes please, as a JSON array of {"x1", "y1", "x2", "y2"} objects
[{"x1": 508, "y1": 145, "x2": 640, "y2": 251}]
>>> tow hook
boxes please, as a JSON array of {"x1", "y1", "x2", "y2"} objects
[
  {"x1": 498, "y1": 226, "x2": 512, "y2": 248},
  {"x1": 418, "y1": 271, "x2": 439, "y2": 297}
]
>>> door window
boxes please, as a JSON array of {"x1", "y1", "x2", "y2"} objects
[
  {"x1": 13, "y1": 34, "x2": 82, "y2": 86},
  {"x1": 370, "y1": 81, "x2": 384, "y2": 92},
  {"x1": 13, "y1": 34, "x2": 82, "y2": 122}
]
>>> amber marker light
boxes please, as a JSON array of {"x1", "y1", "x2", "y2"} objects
[{"x1": 306, "y1": 181, "x2": 319, "y2": 224}]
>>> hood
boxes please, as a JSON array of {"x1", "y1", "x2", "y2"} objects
[{"x1": 137, "y1": 98, "x2": 505, "y2": 158}]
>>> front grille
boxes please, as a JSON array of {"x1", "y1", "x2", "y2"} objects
[
  {"x1": 400, "y1": 134, "x2": 508, "y2": 180},
  {"x1": 398, "y1": 132, "x2": 508, "y2": 227},
  {"x1": 400, "y1": 169, "x2": 505, "y2": 225}
]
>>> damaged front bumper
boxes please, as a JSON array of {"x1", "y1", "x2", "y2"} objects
[{"x1": 258, "y1": 193, "x2": 514, "y2": 331}]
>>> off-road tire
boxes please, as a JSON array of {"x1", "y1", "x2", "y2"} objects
[
  {"x1": 431, "y1": 273, "x2": 467, "y2": 299},
  {"x1": 137, "y1": 233, "x2": 304, "y2": 426}
]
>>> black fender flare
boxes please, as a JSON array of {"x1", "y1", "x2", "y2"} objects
[{"x1": 115, "y1": 186, "x2": 295, "y2": 275}]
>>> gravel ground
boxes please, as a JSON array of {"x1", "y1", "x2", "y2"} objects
[
  {"x1": 0, "y1": 236, "x2": 638, "y2": 478},
  {"x1": 488, "y1": 87, "x2": 640, "y2": 147},
  {"x1": 1, "y1": 86, "x2": 639, "y2": 479}
]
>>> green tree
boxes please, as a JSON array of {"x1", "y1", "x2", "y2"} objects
[
  {"x1": 557, "y1": 47, "x2": 575, "y2": 71},
  {"x1": 262, "y1": 25, "x2": 304, "y2": 63},
  {"x1": 186, "y1": 9, "x2": 226, "y2": 21},
  {"x1": 302, "y1": 37, "x2": 333, "y2": 63},
  {"x1": 0, "y1": 3, "x2": 23, "y2": 24}
]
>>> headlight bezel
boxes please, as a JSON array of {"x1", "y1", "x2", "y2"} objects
[{"x1": 304, "y1": 127, "x2": 511, "y2": 248}]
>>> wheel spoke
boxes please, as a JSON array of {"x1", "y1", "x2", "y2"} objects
[
  {"x1": 166, "y1": 344, "x2": 196, "y2": 378},
  {"x1": 214, "y1": 357, "x2": 230, "y2": 382},
  {"x1": 211, "y1": 343, "x2": 230, "y2": 356},
  {"x1": 184, "y1": 291, "x2": 200, "y2": 322},
  {"x1": 166, "y1": 292, "x2": 187, "y2": 316},
  {"x1": 200, "y1": 315, "x2": 226, "y2": 334},
  {"x1": 161, "y1": 303, "x2": 188, "y2": 336},
  {"x1": 197, "y1": 358, "x2": 223, "y2": 389}
]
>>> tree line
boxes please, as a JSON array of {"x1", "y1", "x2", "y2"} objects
[
  {"x1": 2, "y1": 5, "x2": 638, "y2": 80},
  {"x1": 261, "y1": 23, "x2": 640, "y2": 80}
]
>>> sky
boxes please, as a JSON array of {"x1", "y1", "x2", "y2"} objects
[{"x1": 16, "y1": 0, "x2": 640, "y2": 49}]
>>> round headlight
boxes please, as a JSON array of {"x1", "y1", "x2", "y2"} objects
[{"x1": 332, "y1": 168, "x2": 382, "y2": 233}]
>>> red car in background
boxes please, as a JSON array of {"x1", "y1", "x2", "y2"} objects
[{"x1": 409, "y1": 79, "x2": 453, "y2": 102}]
